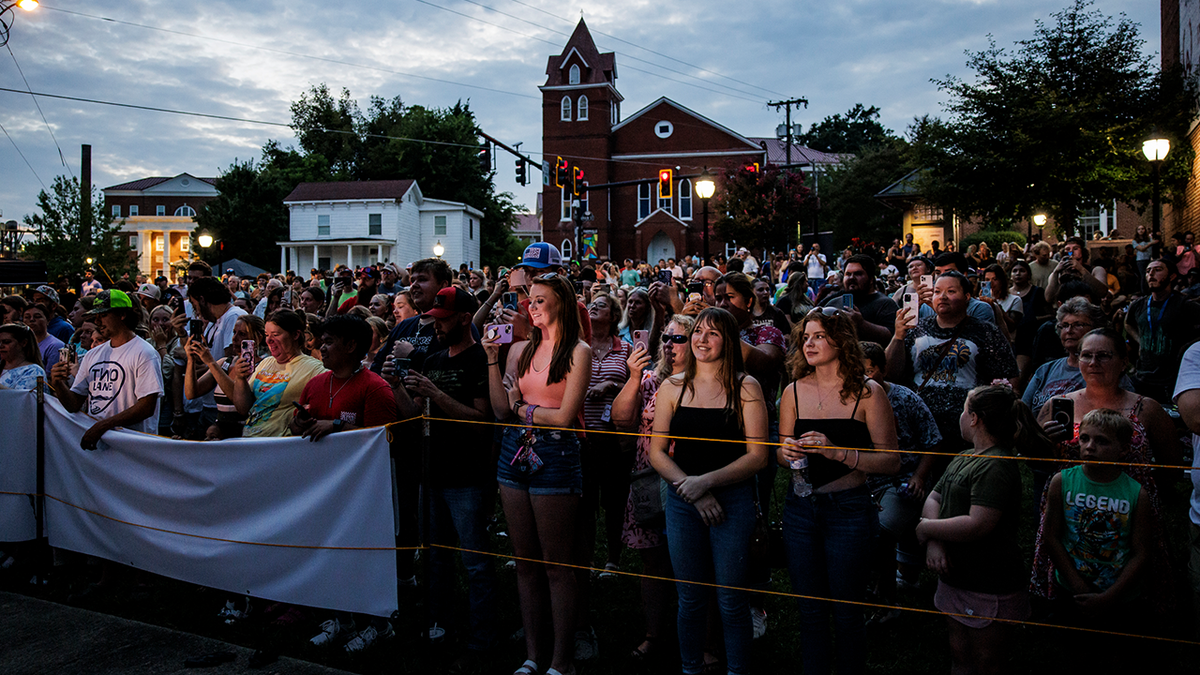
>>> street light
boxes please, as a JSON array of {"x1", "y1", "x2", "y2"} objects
[
  {"x1": 695, "y1": 169, "x2": 716, "y2": 263},
  {"x1": 197, "y1": 230, "x2": 214, "y2": 249},
  {"x1": 1142, "y1": 129, "x2": 1170, "y2": 236},
  {"x1": 433, "y1": 240, "x2": 444, "y2": 259},
  {"x1": 85, "y1": 257, "x2": 114, "y2": 285},
  {"x1": 0, "y1": 0, "x2": 39, "y2": 49},
  {"x1": 1032, "y1": 214, "x2": 1047, "y2": 228}
]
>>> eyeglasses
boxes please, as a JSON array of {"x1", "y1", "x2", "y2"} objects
[
  {"x1": 1078, "y1": 351, "x2": 1115, "y2": 364},
  {"x1": 1055, "y1": 321, "x2": 1093, "y2": 332},
  {"x1": 662, "y1": 333, "x2": 688, "y2": 344},
  {"x1": 807, "y1": 306, "x2": 843, "y2": 317}
]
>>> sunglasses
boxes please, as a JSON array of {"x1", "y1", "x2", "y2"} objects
[
  {"x1": 807, "y1": 306, "x2": 843, "y2": 317},
  {"x1": 536, "y1": 273, "x2": 561, "y2": 281},
  {"x1": 662, "y1": 333, "x2": 688, "y2": 344}
]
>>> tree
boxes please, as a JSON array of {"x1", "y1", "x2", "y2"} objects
[
  {"x1": 192, "y1": 158, "x2": 297, "y2": 272},
  {"x1": 797, "y1": 104, "x2": 895, "y2": 154},
  {"x1": 289, "y1": 84, "x2": 360, "y2": 180},
  {"x1": 712, "y1": 163, "x2": 813, "y2": 252},
  {"x1": 22, "y1": 175, "x2": 137, "y2": 283},
  {"x1": 914, "y1": 0, "x2": 1195, "y2": 233},
  {"x1": 818, "y1": 140, "x2": 920, "y2": 247}
]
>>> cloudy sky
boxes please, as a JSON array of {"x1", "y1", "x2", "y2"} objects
[{"x1": 0, "y1": 0, "x2": 1160, "y2": 224}]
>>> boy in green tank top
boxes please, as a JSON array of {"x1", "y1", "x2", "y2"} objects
[{"x1": 1043, "y1": 408, "x2": 1149, "y2": 622}]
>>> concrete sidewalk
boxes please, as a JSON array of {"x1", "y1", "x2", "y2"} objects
[{"x1": 0, "y1": 591, "x2": 355, "y2": 675}]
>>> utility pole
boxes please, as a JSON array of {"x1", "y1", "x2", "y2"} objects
[
  {"x1": 768, "y1": 98, "x2": 807, "y2": 249},
  {"x1": 81, "y1": 144, "x2": 92, "y2": 250}
]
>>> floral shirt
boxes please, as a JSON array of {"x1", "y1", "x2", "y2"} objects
[{"x1": 0, "y1": 363, "x2": 45, "y2": 390}]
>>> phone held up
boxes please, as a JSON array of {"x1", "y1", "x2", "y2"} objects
[
  {"x1": 1050, "y1": 397, "x2": 1074, "y2": 430},
  {"x1": 632, "y1": 329, "x2": 650, "y2": 352},
  {"x1": 239, "y1": 340, "x2": 256, "y2": 368},
  {"x1": 902, "y1": 292, "x2": 919, "y2": 327},
  {"x1": 502, "y1": 292, "x2": 520, "y2": 312},
  {"x1": 485, "y1": 323, "x2": 514, "y2": 345}
]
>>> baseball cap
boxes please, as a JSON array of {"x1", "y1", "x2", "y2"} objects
[
  {"x1": 135, "y1": 283, "x2": 162, "y2": 300},
  {"x1": 85, "y1": 289, "x2": 135, "y2": 316},
  {"x1": 359, "y1": 267, "x2": 381, "y2": 279},
  {"x1": 519, "y1": 242, "x2": 563, "y2": 269},
  {"x1": 34, "y1": 285, "x2": 60, "y2": 305},
  {"x1": 423, "y1": 286, "x2": 478, "y2": 319}
]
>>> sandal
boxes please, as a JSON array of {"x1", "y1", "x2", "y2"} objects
[{"x1": 513, "y1": 659, "x2": 538, "y2": 675}]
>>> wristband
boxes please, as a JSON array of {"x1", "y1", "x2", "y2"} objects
[
  {"x1": 525, "y1": 403, "x2": 538, "y2": 427},
  {"x1": 512, "y1": 399, "x2": 525, "y2": 417}
]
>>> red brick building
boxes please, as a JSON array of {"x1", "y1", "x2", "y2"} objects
[{"x1": 540, "y1": 20, "x2": 766, "y2": 263}]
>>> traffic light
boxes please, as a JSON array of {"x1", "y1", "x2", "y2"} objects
[
  {"x1": 744, "y1": 162, "x2": 760, "y2": 173},
  {"x1": 658, "y1": 168, "x2": 672, "y2": 199},
  {"x1": 573, "y1": 166, "x2": 584, "y2": 196},
  {"x1": 515, "y1": 158, "x2": 526, "y2": 185},
  {"x1": 478, "y1": 143, "x2": 492, "y2": 172},
  {"x1": 555, "y1": 157, "x2": 568, "y2": 189}
]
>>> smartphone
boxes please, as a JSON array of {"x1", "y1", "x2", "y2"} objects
[
  {"x1": 394, "y1": 357, "x2": 411, "y2": 379},
  {"x1": 593, "y1": 283, "x2": 611, "y2": 294},
  {"x1": 292, "y1": 401, "x2": 312, "y2": 420},
  {"x1": 657, "y1": 270, "x2": 673, "y2": 286},
  {"x1": 902, "y1": 292, "x2": 919, "y2": 326},
  {"x1": 502, "y1": 292, "x2": 520, "y2": 312},
  {"x1": 920, "y1": 274, "x2": 934, "y2": 290},
  {"x1": 842, "y1": 294, "x2": 855, "y2": 310},
  {"x1": 573, "y1": 280, "x2": 584, "y2": 294},
  {"x1": 980, "y1": 282, "x2": 992, "y2": 298},
  {"x1": 58, "y1": 346, "x2": 71, "y2": 365},
  {"x1": 188, "y1": 319, "x2": 204, "y2": 342},
  {"x1": 632, "y1": 329, "x2": 649, "y2": 352},
  {"x1": 687, "y1": 280, "x2": 704, "y2": 295},
  {"x1": 484, "y1": 323, "x2": 514, "y2": 344},
  {"x1": 688, "y1": 292, "x2": 702, "y2": 304},
  {"x1": 239, "y1": 339, "x2": 256, "y2": 368},
  {"x1": 1050, "y1": 397, "x2": 1074, "y2": 429}
]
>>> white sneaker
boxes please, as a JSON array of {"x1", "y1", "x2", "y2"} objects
[
  {"x1": 311, "y1": 617, "x2": 353, "y2": 646},
  {"x1": 344, "y1": 622, "x2": 394, "y2": 653},
  {"x1": 751, "y1": 606, "x2": 767, "y2": 639}
]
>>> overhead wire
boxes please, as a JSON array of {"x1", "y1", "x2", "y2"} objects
[
  {"x1": 0, "y1": 117, "x2": 45, "y2": 189},
  {"x1": 6, "y1": 44, "x2": 70, "y2": 175}
]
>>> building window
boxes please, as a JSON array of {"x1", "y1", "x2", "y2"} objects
[
  {"x1": 129, "y1": 235, "x2": 139, "y2": 249},
  {"x1": 435, "y1": 215, "x2": 447, "y2": 235},
  {"x1": 369, "y1": 213, "x2": 382, "y2": 236},
  {"x1": 156, "y1": 205, "x2": 165, "y2": 216},
  {"x1": 725, "y1": 241, "x2": 739, "y2": 259},
  {"x1": 469, "y1": 218, "x2": 474, "y2": 240},
  {"x1": 912, "y1": 203, "x2": 943, "y2": 223},
  {"x1": 561, "y1": 238, "x2": 573, "y2": 260},
  {"x1": 638, "y1": 183, "x2": 651, "y2": 220},
  {"x1": 111, "y1": 205, "x2": 120, "y2": 217},
  {"x1": 155, "y1": 236, "x2": 164, "y2": 252},
  {"x1": 130, "y1": 205, "x2": 138, "y2": 216},
  {"x1": 561, "y1": 96, "x2": 572, "y2": 122},
  {"x1": 654, "y1": 120, "x2": 674, "y2": 138},
  {"x1": 1077, "y1": 201, "x2": 1116, "y2": 240},
  {"x1": 580, "y1": 182, "x2": 589, "y2": 215},
  {"x1": 578, "y1": 95, "x2": 588, "y2": 121},
  {"x1": 318, "y1": 256, "x2": 330, "y2": 271},
  {"x1": 318, "y1": 214, "x2": 330, "y2": 236},
  {"x1": 679, "y1": 179, "x2": 693, "y2": 220},
  {"x1": 561, "y1": 187, "x2": 572, "y2": 221},
  {"x1": 180, "y1": 238, "x2": 190, "y2": 252},
  {"x1": 569, "y1": 64, "x2": 580, "y2": 85},
  {"x1": 612, "y1": 101, "x2": 619, "y2": 125},
  {"x1": 174, "y1": 204, "x2": 196, "y2": 217},
  {"x1": 658, "y1": 183, "x2": 672, "y2": 215}
]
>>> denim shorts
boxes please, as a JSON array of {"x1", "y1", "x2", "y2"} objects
[{"x1": 496, "y1": 425, "x2": 583, "y2": 496}]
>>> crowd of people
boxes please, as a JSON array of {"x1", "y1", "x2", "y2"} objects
[{"x1": 1, "y1": 229, "x2": 1199, "y2": 675}]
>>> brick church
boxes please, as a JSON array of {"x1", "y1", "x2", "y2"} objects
[{"x1": 539, "y1": 20, "x2": 767, "y2": 263}]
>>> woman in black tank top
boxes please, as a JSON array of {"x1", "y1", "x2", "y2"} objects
[
  {"x1": 777, "y1": 308, "x2": 899, "y2": 675},
  {"x1": 648, "y1": 308, "x2": 769, "y2": 675}
]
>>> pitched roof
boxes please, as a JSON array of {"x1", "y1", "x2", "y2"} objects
[
  {"x1": 104, "y1": 175, "x2": 217, "y2": 191},
  {"x1": 543, "y1": 19, "x2": 616, "y2": 87},
  {"x1": 749, "y1": 138, "x2": 853, "y2": 166},
  {"x1": 283, "y1": 180, "x2": 416, "y2": 203},
  {"x1": 614, "y1": 97, "x2": 761, "y2": 151}
]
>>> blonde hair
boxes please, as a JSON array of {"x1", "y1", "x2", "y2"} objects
[{"x1": 1079, "y1": 408, "x2": 1133, "y2": 449}]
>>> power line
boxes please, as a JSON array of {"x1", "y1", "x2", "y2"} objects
[
  {"x1": 7, "y1": 44, "x2": 70, "y2": 175},
  {"x1": 38, "y1": 5, "x2": 541, "y2": 102},
  {"x1": 0, "y1": 118, "x2": 46, "y2": 190},
  {"x1": 506, "y1": 0, "x2": 784, "y2": 98}
]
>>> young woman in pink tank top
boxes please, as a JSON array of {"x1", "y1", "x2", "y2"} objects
[{"x1": 483, "y1": 273, "x2": 591, "y2": 675}]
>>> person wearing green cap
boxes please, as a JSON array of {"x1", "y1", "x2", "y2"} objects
[{"x1": 49, "y1": 289, "x2": 163, "y2": 450}]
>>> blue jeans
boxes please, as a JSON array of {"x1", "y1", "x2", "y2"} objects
[
  {"x1": 665, "y1": 482, "x2": 755, "y2": 675},
  {"x1": 783, "y1": 484, "x2": 877, "y2": 675},
  {"x1": 424, "y1": 485, "x2": 498, "y2": 651}
]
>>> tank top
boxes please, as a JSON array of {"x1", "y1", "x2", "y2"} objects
[
  {"x1": 1055, "y1": 465, "x2": 1141, "y2": 593},
  {"x1": 518, "y1": 347, "x2": 571, "y2": 408},
  {"x1": 793, "y1": 384, "x2": 872, "y2": 490},
  {"x1": 669, "y1": 382, "x2": 746, "y2": 477}
]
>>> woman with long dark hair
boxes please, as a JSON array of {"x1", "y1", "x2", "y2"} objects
[
  {"x1": 648, "y1": 307, "x2": 769, "y2": 675},
  {"x1": 0, "y1": 323, "x2": 44, "y2": 390},
  {"x1": 778, "y1": 308, "x2": 899, "y2": 675},
  {"x1": 484, "y1": 273, "x2": 591, "y2": 675}
]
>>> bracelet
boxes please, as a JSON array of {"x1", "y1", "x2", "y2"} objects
[
  {"x1": 850, "y1": 448, "x2": 860, "y2": 470},
  {"x1": 512, "y1": 399, "x2": 525, "y2": 417},
  {"x1": 525, "y1": 403, "x2": 538, "y2": 427},
  {"x1": 488, "y1": 361, "x2": 500, "y2": 367}
]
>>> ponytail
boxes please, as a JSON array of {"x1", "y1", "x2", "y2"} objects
[{"x1": 968, "y1": 385, "x2": 1055, "y2": 457}]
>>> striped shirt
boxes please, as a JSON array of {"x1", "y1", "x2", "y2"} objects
[{"x1": 583, "y1": 337, "x2": 632, "y2": 431}]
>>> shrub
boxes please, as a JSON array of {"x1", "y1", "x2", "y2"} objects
[{"x1": 959, "y1": 229, "x2": 1026, "y2": 253}]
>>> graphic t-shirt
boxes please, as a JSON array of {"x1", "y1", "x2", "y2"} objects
[
  {"x1": 298, "y1": 368, "x2": 398, "y2": 429},
  {"x1": 243, "y1": 354, "x2": 326, "y2": 437},
  {"x1": 903, "y1": 315, "x2": 1017, "y2": 430},
  {"x1": 420, "y1": 343, "x2": 492, "y2": 487},
  {"x1": 1055, "y1": 465, "x2": 1141, "y2": 594},
  {"x1": 69, "y1": 337, "x2": 164, "y2": 434}
]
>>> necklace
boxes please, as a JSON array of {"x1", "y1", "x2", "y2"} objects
[
  {"x1": 329, "y1": 368, "x2": 361, "y2": 408},
  {"x1": 815, "y1": 379, "x2": 840, "y2": 410}
]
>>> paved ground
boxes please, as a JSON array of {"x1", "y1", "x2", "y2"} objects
[{"x1": 0, "y1": 591, "x2": 356, "y2": 675}]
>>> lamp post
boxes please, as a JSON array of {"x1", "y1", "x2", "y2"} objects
[
  {"x1": 0, "y1": 0, "x2": 39, "y2": 49},
  {"x1": 433, "y1": 241, "x2": 444, "y2": 260},
  {"x1": 1142, "y1": 129, "x2": 1170, "y2": 236},
  {"x1": 1030, "y1": 213, "x2": 1046, "y2": 241},
  {"x1": 85, "y1": 256, "x2": 114, "y2": 285},
  {"x1": 695, "y1": 169, "x2": 716, "y2": 263}
]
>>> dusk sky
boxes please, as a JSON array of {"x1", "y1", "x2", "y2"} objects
[{"x1": 0, "y1": 0, "x2": 1160, "y2": 225}]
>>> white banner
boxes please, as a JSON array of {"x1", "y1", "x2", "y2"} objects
[
  {"x1": 43, "y1": 397, "x2": 398, "y2": 617},
  {"x1": 0, "y1": 389, "x2": 38, "y2": 542}
]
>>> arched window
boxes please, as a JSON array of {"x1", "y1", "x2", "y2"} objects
[
  {"x1": 174, "y1": 204, "x2": 196, "y2": 217},
  {"x1": 561, "y1": 96, "x2": 572, "y2": 122},
  {"x1": 679, "y1": 179, "x2": 692, "y2": 220},
  {"x1": 569, "y1": 64, "x2": 580, "y2": 85},
  {"x1": 577, "y1": 95, "x2": 589, "y2": 121},
  {"x1": 561, "y1": 238, "x2": 573, "y2": 261}
]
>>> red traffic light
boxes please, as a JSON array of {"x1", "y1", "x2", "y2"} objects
[
  {"x1": 573, "y1": 166, "x2": 584, "y2": 196},
  {"x1": 658, "y1": 169, "x2": 672, "y2": 199},
  {"x1": 555, "y1": 157, "x2": 568, "y2": 189}
]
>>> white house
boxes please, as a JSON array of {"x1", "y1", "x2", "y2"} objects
[{"x1": 279, "y1": 180, "x2": 484, "y2": 273}]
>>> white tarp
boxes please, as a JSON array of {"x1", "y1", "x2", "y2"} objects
[
  {"x1": 0, "y1": 389, "x2": 38, "y2": 542},
  {"x1": 43, "y1": 396, "x2": 398, "y2": 617}
]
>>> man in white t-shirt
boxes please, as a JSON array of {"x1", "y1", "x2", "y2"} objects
[
  {"x1": 188, "y1": 276, "x2": 248, "y2": 427},
  {"x1": 1173, "y1": 340, "x2": 1200, "y2": 634},
  {"x1": 50, "y1": 290, "x2": 163, "y2": 449},
  {"x1": 805, "y1": 244, "x2": 828, "y2": 290}
]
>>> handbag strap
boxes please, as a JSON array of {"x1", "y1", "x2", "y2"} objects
[{"x1": 914, "y1": 320, "x2": 968, "y2": 395}]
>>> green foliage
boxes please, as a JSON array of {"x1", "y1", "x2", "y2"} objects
[
  {"x1": 712, "y1": 163, "x2": 813, "y2": 252},
  {"x1": 959, "y1": 230, "x2": 1027, "y2": 254},
  {"x1": 818, "y1": 140, "x2": 919, "y2": 248},
  {"x1": 22, "y1": 175, "x2": 137, "y2": 283},
  {"x1": 913, "y1": 0, "x2": 1196, "y2": 234},
  {"x1": 192, "y1": 157, "x2": 296, "y2": 272},
  {"x1": 797, "y1": 103, "x2": 895, "y2": 154}
]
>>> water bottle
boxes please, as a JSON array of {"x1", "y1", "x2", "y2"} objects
[{"x1": 790, "y1": 456, "x2": 812, "y2": 497}]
